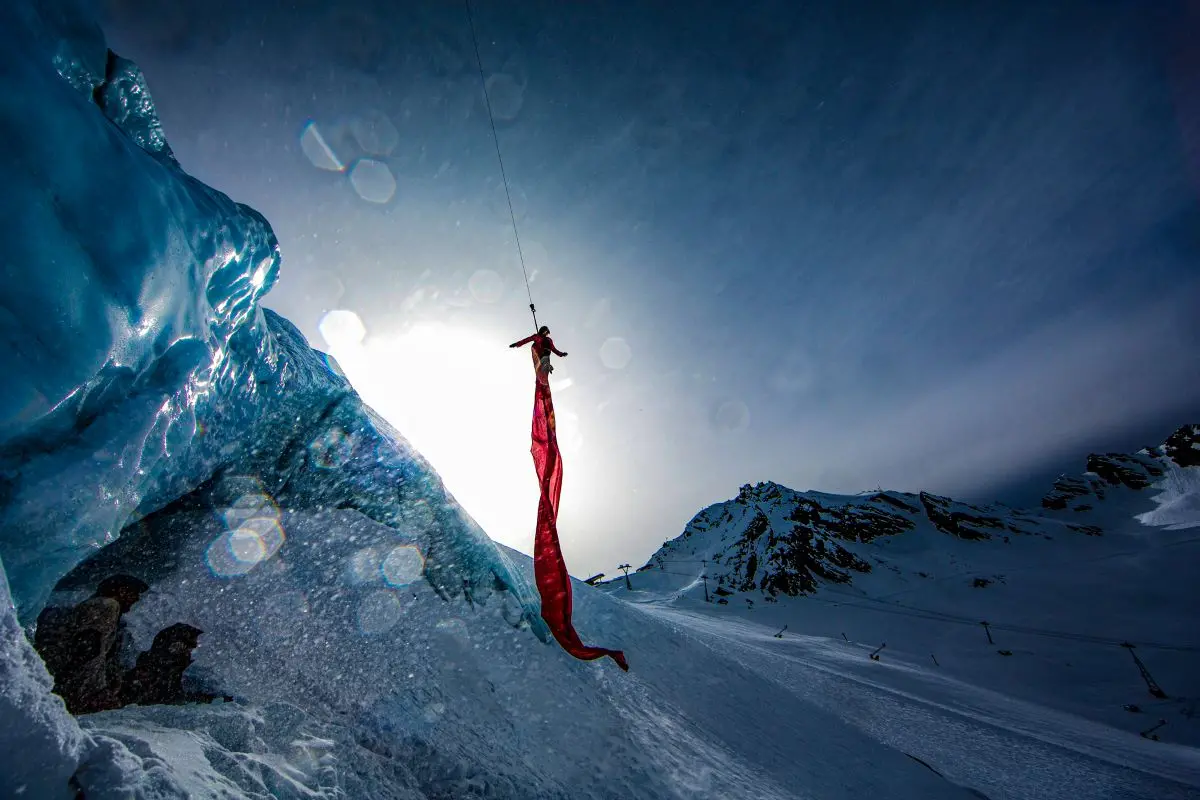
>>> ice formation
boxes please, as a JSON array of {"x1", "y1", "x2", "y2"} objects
[{"x1": 0, "y1": 0, "x2": 543, "y2": 632}]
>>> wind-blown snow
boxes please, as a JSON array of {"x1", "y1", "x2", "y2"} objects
[
  {"x1": 1137, "y1": 465, "x2": 1200, "y2": 531},
  {"x1": 50, "y1": 510, "x2": 981, "y2": 799}
]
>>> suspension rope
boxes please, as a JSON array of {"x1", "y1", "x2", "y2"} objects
[{"x1": 463, "y1": 0, "x2": 538, "y2": 331}]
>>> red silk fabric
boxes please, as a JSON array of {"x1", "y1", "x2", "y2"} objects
[{"x1": 529, "y1": 358, "x2": 628, "y2": 671}]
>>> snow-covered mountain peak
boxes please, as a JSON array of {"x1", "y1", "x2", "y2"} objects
[
  {"x1": 603, "y1": 425, "x2": 1200, "y2": 766},
  {"x1": 1042, "y1": 423, "x2": 1200, "y2": 511},
  {"x1": 1164, "y1": 423, "x2": 1200, "y2": 467},
  {"x1": 633, "y1": 424, "x2": 1198, "y2": 602}
]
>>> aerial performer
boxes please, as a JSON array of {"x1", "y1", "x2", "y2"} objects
[
  {"x1": 509, "y1": 325, "x2": 567, "y2": 384},
  {"x1": 510, "y1": 325, "x2": 629, "y2": 671},
  {"x1": 463, "y1": 0, "x2": 625, "y2": 670}
]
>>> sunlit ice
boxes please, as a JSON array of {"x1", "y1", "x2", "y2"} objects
[{"x1": 318, "y1": 314, "x2": 584, "y2": 555}]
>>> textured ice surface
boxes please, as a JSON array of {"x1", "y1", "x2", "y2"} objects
[{"x1": 0, "y1": 0, "x2": 542, "y2": 635}]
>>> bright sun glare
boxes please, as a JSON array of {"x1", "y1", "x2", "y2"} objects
[{"x1": 317, "y1": 314, "x2": 581, "y2": 554}]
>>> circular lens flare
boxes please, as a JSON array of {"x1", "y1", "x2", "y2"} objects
[
  {"x1": 381, "y1": 544, "x2": 425, "y2": 587},
  {"x1": 311, "y1": 427, "x2": 355, "y2": 469},
  {"x1": 229, "y1": 529, "x2": 267, "y2": 564},
  {"x1": 600, "y1": 337, "x2": 632, "y2": 370},
  {"x1": 207, "y1": 493, "x2": 286, "y2": 578},
  {"x1": 356, "y1": 590, "x2": 403, "y2": 635}
]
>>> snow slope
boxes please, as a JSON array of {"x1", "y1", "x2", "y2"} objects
[
  {"x1": 46, "y1": 512, "x2": 988, "y2": 800},
  {"x1": 0, "y1": 556, "x2": 89, "y2": 799},
  {"x1": 600, "y1": 427, "x2": 1200, "y2": 795}
]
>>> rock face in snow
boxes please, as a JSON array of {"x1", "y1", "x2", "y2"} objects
[
  {"x1": 651, "y1": 483, "x2": 1039, "y2": 600},
  {"x1": 638, "y1": 424, "x2": 1199, "y2": 599},
  {"x1": 916, "y1": 491, "x2": 1007, "y2": 540},
  {"x1": 1043, "y1": 425, "x2": 1199, "y2": 509},
  {"x1": 1040, "y1": 474, "x2": 1101, "y2": 510},
  {"x1": 1163, "y1": 423, "x2": 1200, "y2": 468},
  {"x1": 32, "y1": 574, "x2": 147, "y2": 714}
]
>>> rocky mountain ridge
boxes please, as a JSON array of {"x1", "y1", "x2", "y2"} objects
[{"x1": 631, "y1": 423, "x2": 1199, "y2": 601}]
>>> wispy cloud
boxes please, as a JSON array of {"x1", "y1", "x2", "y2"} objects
[{"x1": 776, "y1": 286, "x2": 1200, "y2": 497}]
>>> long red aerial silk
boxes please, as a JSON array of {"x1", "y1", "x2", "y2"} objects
[{"x1": 529, "y1": 356, "x2": 628, "y2": 671}]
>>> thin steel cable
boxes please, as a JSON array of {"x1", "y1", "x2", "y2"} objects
[{"x1": 463, "y1": 0, "x2": 537, "y2": 327}]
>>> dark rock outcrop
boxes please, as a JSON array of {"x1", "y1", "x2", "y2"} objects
[
  {"x1": 787, "y1": 495, "x2": 917, "y2": 543},
  {"x1": 1164, "y1": 424, "x2": 1200, "y2": 468},
  {"x1": 918, "y1": 493, "x2": 1003, "y2": 540},
  {"x1": 757, "y1": 526, "x2": 870, "y2": 597},
  {"x1": 1085, "y1": 453, "x2": 1163, "y2": 490},
  {"x1": 34, "y1": 574, "x2": 216, "y2": 714},
  {"x1": 122, "y1": 623, "x2": 211, "y2": 707},
  {"x1": 1039, "y1": 425, "x2": 1199, "y2": 508},
  {"x1": 715, "y1": 489, "x2": 876, "y2": 597},
  {"x1": 870, "y1": 492, "x2": 921, "y2": 515},
  {"x1": 33, "y1": 574, "x2": 148, "y2": 714},
  {"x1": 1042, "y1": 475, "x2": 1099, "y2": 510}
]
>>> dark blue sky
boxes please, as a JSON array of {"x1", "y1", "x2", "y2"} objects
[{"x1": 103, "y1": 0, "x2": 1200, "y2": 575}]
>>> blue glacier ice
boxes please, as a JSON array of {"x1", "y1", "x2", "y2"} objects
[{"x1": 0, "y1": 0, "x2": 545, "y2": 633}]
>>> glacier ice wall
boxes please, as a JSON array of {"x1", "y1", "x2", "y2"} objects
[{"x1": 0, "y1": 0, "x2": 544, "y2": 636}]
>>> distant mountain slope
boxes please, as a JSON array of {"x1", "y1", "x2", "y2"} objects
[
  {"x1": 601, "y1": 424, "x2": 1200, "y2": 752},
  {"x1": 615, "y1": 424, "x2": 1199, "y2": 603}
]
